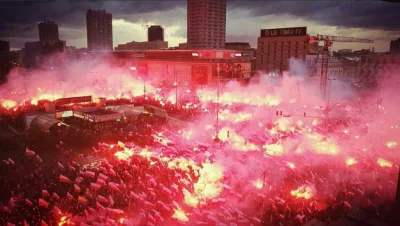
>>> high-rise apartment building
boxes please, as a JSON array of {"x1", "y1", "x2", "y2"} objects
[
  {"x1": 187, "y1": 0, "x2": 226, "y2": 49},
  {"x1": 148, "y1": 25, "x2": 164, "y2": 42},
  {"x1": 256, "y1": 27, "x2": 310, "y2": 73},
  {"x1": 38, "y1": 21, "x2": 59, "y2": 42},
  {"x1": 86, "y1": 9, "x2": 113, "y2": 51}
]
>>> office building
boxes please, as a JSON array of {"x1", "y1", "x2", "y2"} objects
[
  {"x1": 178, "y1": 43, "x2": 188, "y2": 49},
  {"x1": 148, "y1": 25, "x2": 164, "y2": 41},
  {"x1": 24, "y1": 40, "x2": 66, "y2": 68},
  {"x1": 112, "y1": 50, "x2": 250, "y2": 87},
  {"x1": 187, "y1": 0, "x2": 226, "y2": 49},
  {"x1": 115, "y1": 41, "x2": 168, "y2": 51},
  {"x1": 390, "y1": 38, "x2": 400, "y2": 53},
  {"x1": 86, "y1": 9, "x2": 113, "y2": 51},
  {"x1": 38, "y1": 21, "x2": 59, "y2": 42},
  {"x1": 256, "y1": 27, "x2": 310, "y2": 74}
]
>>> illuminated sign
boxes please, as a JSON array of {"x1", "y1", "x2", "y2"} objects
[
  {"x1": 56, "y1": 96, "x2": 92, "y2": 105},
  {"x1": 55, "y1": 110, "x2": 73, "y2": 119},
  {"x1": 260, "y1": 27, "x2": 307, "y2": 37}
]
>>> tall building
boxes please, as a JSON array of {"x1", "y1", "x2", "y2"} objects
[
  {"x1": 390, "y1": 38, "x2": 400, "y2": 53},
  {"x1": 187, "y1": 0, "x2": 226, "y2": 49},
  {"x1": 148, "y1": 25, "x2": 164, "y2": 42},
  {"x1": 0, "y1": 40, "x2": 10, "y2": 52},
  {"x1": 256, "y1": 27, "x2": 309, "y2": 73},
  {"x1": 0, "y1": 40, "x2": 11, "y2": 81},
  {"x1": 38, "y1": 21, "x2": 59, "y2": 42},
  {"x1": 86, "y1": 9, "x2": 113, "y2": 51},
  {"x1": 115, "y1": 40, "x2": 168, "y2": 51}
]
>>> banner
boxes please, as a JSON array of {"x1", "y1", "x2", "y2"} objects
[
  {"x1": 55, "y1": 96, "x2": 92, "y2": 105},
  {"x1": 213, "y1": 63, "x2": 251, "y2": 79},
  {"x1": 191, "y1": 65, "x2": 208, "y2": 85}
]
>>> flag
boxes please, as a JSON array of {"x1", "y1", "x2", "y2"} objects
[
  {"x1": 78, "y1": 196, "x2": 87, "y2": 205},
  {"x1": 96, "y1": 178, "x2": 106, "y2": 187},
  {"x1": 52, "y1": 206, "x2": 62, "y2": 215},
  {"x1": 57, "y1": 162, "x2": 64, "y2": 169},
  {"x1": 52, "y1": 192, "x2": 60, "y2": 200},
  {"x1": 59, "y1": 175, "x2": 70, "y2": 183},
  {"x1": 130, "y1": 191, "x2": 140, "y2": 200},
  {"x1": 96, "y1": 202, "x2": 105, "y2": 211},
  {"x1": 69, "y1": 165, "x2": 75, "y2": 171},
  {"x1": 91, "y1": 183, "x2": 100, "y2": 191},
  {"x1": 144, "y1": 201, "x2": 155, "y2": 209},
  {"x1": 98, "y1": 195, "x2": 108, "y2": 204},
  {"x1": 38, "y1": 198, "x2": 49, "y2": 208},
  {"x1": 7, "y1": 158, "x2": 15, "y2": 164},
  {"x1": 42, "y1": 190, "x2": 50, "y2": 197},
  {"x1": 23, "y1": 220, "x2": 29, "y2": 226},
  {"x1": 41, "y1": 220, "x2": 48, "y2": 226},
  {"x1": 85, "y1": 171, "x2": 95, "y2": 178},
  {"x1": 109, "y1": 195, "x2": 114, "y2": 207},
  {"x1": 7, "y1": 223, "x2": 15, "y2": 226},
  {"x1": 108, "y1": 169, "x2": 116, "y2": 177},
  {"x1": 35, "y1": 155, "x2": 43, "y2": 163},
  {"x1": 74, "y1": 184, "x2": 80, "y2": 193},
  {"x1": 25, "y1": 199, "x2": 33, "y2": 206},
  {"x1": 25, "y1": 148, "x2": 36, "y2": 157},
  {"x1": 98, "y1": 173, "x2": 108, "y2": 181},
  {"x1": 8, "y1": 197, "x2": 15, "y2": 207},
  {"x1": 66, "y1": 192, "x2": 73, "y2": 200}
]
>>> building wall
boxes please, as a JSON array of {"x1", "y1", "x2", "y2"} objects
[
  {"x1": 316, "y1": 57, "x2": 343, "y2": 77},
  {"x1": 187, "y1": 0, "x2": 226, "y2": 49},
  {"x1": 38, "y1": 21, "x2": 59, "y2": 42},
  {"x1": 390, "y1": 38, "x2": 400, "y2": 54},
  {"x1": 115, "y1": 41, "x2": 168, "y2": 51},
  {"x1": 148, "y1": 26, "x2": 164, "y2": 41},
  {"x1": 86, "y1": 9, "x2": 113, "y2": 51},
  {"x1": 257, "y1": 35, "x2": 308, "y2": 73},
  {"x1": 357, "y1": 54, "x2": 400, "y2": 83}
]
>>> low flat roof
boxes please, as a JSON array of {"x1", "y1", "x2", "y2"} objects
[{"x1": 76, "y1": 108, "x2": 118, "y2": 116}]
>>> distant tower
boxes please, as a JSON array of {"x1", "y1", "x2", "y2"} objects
[
  {"x1": 187, "y1": 0, "x2": 226, "y2": 49},
  {"x1": 38, "y1": 21, "x2": 59, "y2": 42},
  {"x1": 148, "y1": 25, "x2": 164, "y2": 41},
  {"x1": 86, "y1": 9, "x2": 113, "y2": 51}
]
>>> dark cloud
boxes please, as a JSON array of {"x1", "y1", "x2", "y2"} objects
[
  {"x1": 1, "y1": 0, "x2": 399, "y2": 49},
  {"x1": 229, "y1": 0, "x2": 400, "y2": 31}
]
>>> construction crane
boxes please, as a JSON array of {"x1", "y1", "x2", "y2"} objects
[{"x1": 309, "y1": 35, "x2": 374, "y2": 98}]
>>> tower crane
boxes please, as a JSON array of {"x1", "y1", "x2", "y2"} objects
[{"x1": 309, "y1": 35, "x2": 374, "y2": 98}]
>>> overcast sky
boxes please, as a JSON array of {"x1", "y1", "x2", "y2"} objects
[{"x1": 0, "y1": 0, "x2": 399, "y2": 52}]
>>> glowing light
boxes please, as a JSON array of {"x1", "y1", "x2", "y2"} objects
[
  {"x1": 172, "y1": 208, "x2": 189, "y2": 222},
  {"x1": 253, "y1": 179, "x2": 264, "y2": 189},
  {"x1": 377, "y1": 158, "x2": 393, "y2": 168},
  {"x1": 346, "y1": 157, "x2": 358, "y2": 166},
  {"x1": 287, "y1": 162, "x2": 296, "y2": 169},
  {"x1": 386, "y1": 141, "x2": 397, "y2": 149},
  {"x1": 1, "y1": 100, "x2": 17, "y2": 109},
  {"x1": 290, "y1": 186, "x2": 313, "y2": 199},
  {"x1": 263, "y1": 143, "x2": 284, "y2": 156}
]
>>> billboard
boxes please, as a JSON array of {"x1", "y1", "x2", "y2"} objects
[
  {"x1": 213, "y1": 63, "x2": 251, "y2": 79},
  {"x1": 55, "y1": 110, "x2": 73, "y2": 119},
  {"x1": 260, "y1": 27, "x2": 307, "y2": 37},
  {"x1": 55, "y1": 96, "x2": 92, "y2": 105},
  {"x1": 192, "y1": 64, "x2": 208, "y2": 85}
]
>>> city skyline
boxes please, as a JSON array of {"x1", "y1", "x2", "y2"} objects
[{"x1": 0, "y1": 0, "x2": 399, "y2": 51}]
